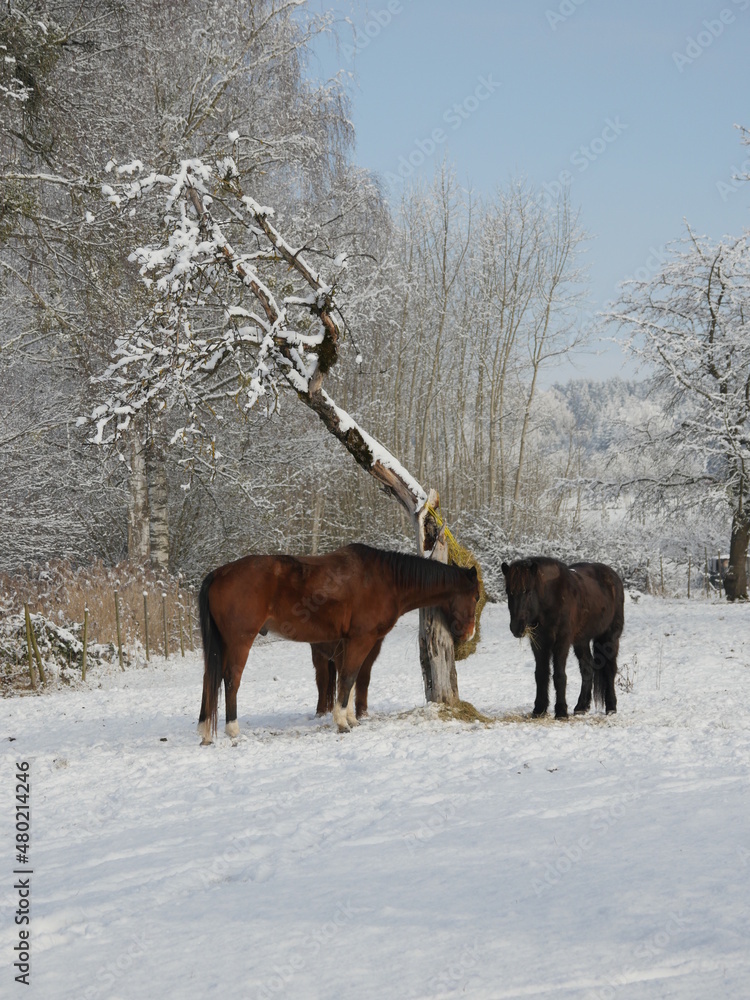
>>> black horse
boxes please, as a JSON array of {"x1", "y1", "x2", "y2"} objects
[{"x1": 501, "y1": 557, "x2": 624, "y2": 718}]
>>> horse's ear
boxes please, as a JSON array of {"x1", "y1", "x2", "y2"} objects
[
  {"x1": 468, "y1": 565, "x2": 478, "y2": 581},
  {"x1": 527, "y1": 559, "x2": 538, "y2": 574},
  {"x1": 501, "y1": 562, "x2": 509, "y2": 577}
]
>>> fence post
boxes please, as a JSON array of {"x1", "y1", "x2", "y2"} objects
[
  {"x1": 687, "y1": 555, "x2": 691, "y2": 599},
  {"x1": 143, "y1": 592, "x2": 150, "y2": 661},
  {"x1": 24, "y1": 604, "x2": 37, "y2": 691},
  {"x1": 660, "y1": 555, "x2": 664, "y2": 596},
  {"x1": 704, "y1": 549, "x2": 710, "y2": 598},
  {"x1": 114, "y1": 590, "x2": 125, "y2": 671},
  {"x1": 81, "y1": 607, "x2": 89, "y2": 681},
  {"x1": 162, "y1": 592, "x2": 169, "y2": 659},
  {"x1": 26, "y1": 608, "x2": 46, "y2": 685}
]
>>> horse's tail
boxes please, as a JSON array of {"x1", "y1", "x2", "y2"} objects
[
  {"x1": 593, "y1": 572, "x2": 625, "y2": 709},
  {"x1": 592, "y1": 643, "x2": 609, "y2": 709},
  {"x1": 198, "y1": 570, "x2": 223, "y2": 737}
]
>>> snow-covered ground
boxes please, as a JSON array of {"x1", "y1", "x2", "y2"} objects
[{"x1": 2, "y1": 594, "x2": 749, "y2": 999}]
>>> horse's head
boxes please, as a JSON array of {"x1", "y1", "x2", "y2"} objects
[
  {"x1": 501, "y1": 560, "x2": 542, "y2": 641},
  {"x1": 446, "y1": 565, "x2": 480, "y2": 642}
]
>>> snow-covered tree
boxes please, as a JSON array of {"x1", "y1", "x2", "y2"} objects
[
  {"x1": 91, "y1": 157, "x2": 467, "y2": 703},
  {"x1": 0, "y1": 0, "x2": 350, "y2": 569},
  {"x1": 610, "y1": 228, "x2": 750, "y2": 600}
]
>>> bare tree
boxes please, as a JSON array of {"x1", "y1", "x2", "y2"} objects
[{"x1": 610, "y1": 227, "x2": 750, "y2": 600}]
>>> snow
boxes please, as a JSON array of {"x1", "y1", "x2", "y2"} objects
[{"x1": 2, "y1": 595, "x2": 749, "y2": 999}]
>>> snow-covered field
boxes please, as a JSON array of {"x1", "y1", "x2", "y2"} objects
[{"x1": 2, "y1": 594, "x2": 749, "y2": 999}]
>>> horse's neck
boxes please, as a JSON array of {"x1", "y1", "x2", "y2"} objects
[{"x1": 397, "y1": 573, "x2": 454, "y2": 615}]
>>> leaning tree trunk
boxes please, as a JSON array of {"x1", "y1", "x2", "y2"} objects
[
  {"x1": 416, "y1": 490, "x2": 459, "y2": 704},
  {"x1": 724, "y1": 504, "x2": 749, "y2": 601}
]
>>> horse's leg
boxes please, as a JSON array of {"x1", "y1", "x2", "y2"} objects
[
  {"x1": 355, "y1": 638, "x2": 383, "y2": 718},
  {"x1": 551, "y1": 640, "x2": 571, "y2": 719},
  {"x1": 532, "y1": 644, "x2": 551, "y2": 717},
  {"x1": 326, "y1": 654, "x2": 336, "y2": 713},
  {"x1": 311, "y1": 645, "x2": 333, "y2": 716},
  {"x1": 573, "y1": 642, "x2": 594, "y2": 714},
  {"x1": 332, "y1": 638, "x2": 373, "y2": 733},
  {"x1": 223, "y1": 640, "x2": 252, "y2": 738},
  {"x1": 594, "y1": 633, "x2": 620, "y2": 715}
]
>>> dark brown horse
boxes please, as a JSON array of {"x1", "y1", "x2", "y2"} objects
[
  {"x1": 198, "y1": 544, "x2": 479, "y2": 742},
  {"x1": 501, "y1": 557, "x2": 624, "y2": 718}
]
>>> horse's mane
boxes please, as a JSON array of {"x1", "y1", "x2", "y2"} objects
[
  {"x1": 350, "y1": 544, "x2": 471, "y2": 591},
  {"x1": 505, "y1": 561, "x2": 536, "y2": 592},
  {"x1": 506, "y1": 557, "x2": 564, "y2": 592}
]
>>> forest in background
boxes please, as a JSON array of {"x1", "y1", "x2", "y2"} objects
[{"x1": 1, "y1": 0, "x2": 748, "y2": 610}]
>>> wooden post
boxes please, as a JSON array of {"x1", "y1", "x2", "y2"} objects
[
  {"x1": 415, "y1": 490, "x2": 458, "y2": 706},
  {"x1": 687, "y1": 555, "x2": 691, "y2": 598},
  {"x1": 704, "y1": 548, "x2": 710, "y2": 598},
  {"x1": 24, "y1": 604, "x2": 37, "y2": 691},
  {"x1": 162, "y1": 592, "x2": 169, "y2": 659},
  {"x1": 114, "y1": 590, "x2": 125, "y2": 671},
  {"x1": 178, "y1": 607, "x2": 185, "y2": 658},
  {"x1": 26, "y1": 608, "x2": 46, "y2": 685},
  {"x1": 660, "y1": 555, "x2": 664, "y2": 596},
  {"x1": 81, "y1": 607, "x2": 89, "y2": 681},
  {"x1": 143, "y1": 591, "x2": 150, "y2": 661}
]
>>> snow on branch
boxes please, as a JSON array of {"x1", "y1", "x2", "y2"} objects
[{"x1": 90, "y1": 154, "x2": 427, "y2": 513}]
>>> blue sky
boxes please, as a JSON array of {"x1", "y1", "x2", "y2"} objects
[{"x1": 310, "y1": 0, "x2": 750, "y2": 380}]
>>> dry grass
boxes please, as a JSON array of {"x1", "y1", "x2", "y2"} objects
[
  {"x1": 0, "y1": 561, "x2": 197, "y2": 656},
  {"x1": 438, "y1": 699, "x2": 495, "y2": 725}
]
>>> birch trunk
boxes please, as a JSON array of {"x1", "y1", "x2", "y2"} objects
[
  {"x1": 127, "y1": 424, "x2": 150, "y2": 564},
  {"x1": 148, "y1": 431, "x2": 169, "y2": 571}
]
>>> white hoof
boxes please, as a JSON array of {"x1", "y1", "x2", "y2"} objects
[
  {"x1": 197, "y1": 720, "x2": 212, "y2": 744},
  {"x1": 345, "y1": 685, "x2": 358, "y2": 727},
  {"x1": 333, "y1": 703, "x2": 350, "y2": 733},
  {"x1": 225, "y1": 720, "x2": 240, "y2": 738}
]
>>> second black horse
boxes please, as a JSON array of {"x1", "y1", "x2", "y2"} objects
[{"x1": 501, "y1": 557, "x2": 624, "y2": 718}]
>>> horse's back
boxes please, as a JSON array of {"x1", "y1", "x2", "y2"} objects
[{"x1": 569, "y1": 561, "x2": 624, "y2": 636}]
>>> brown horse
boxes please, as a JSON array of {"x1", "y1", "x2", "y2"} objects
[
  {"x1": 198, "y1": 543, "x2": 479, "y2": 742},
  {"x1": 501, "y1": 557, "x2": 624, "y2": 718}
]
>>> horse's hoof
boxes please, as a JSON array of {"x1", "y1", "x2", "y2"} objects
[
  {"x1": 606, "y1": 708, "x2": 617, "y2": 716},
  {"x1": 200, "y1": 737, "x2": 213, "y2": 747},
  {"x1": 555, "y1": 712, "x2": 569, "y2": 720},
  {"x1": 573, "y1": 707, "x2": 587, "y2": 715},
  {"x1": 531, "y1": 710, "x2": 547, "y2": 719},
  {"x1": 225, "y1": 721, "x2": 240, "y2": 738}
]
